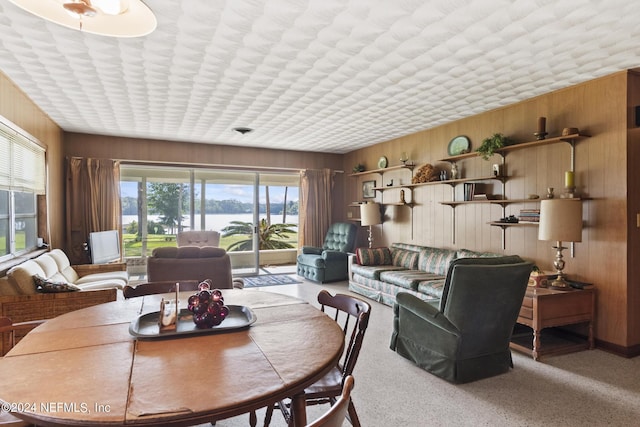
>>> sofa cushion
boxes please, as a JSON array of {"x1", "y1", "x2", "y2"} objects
[
  {"x1": 74, "y1": 271, "x2": 128, "y2": 289},
  {"x1": 34, "y1": 274, "x2": 80, "y2": 293},
  {"x1": 356, "y1": 247, "x2": 392, "y2": 266},
  {"x1": 418, "y1": 247, "x2": 457, "y2": 275},
  {"x1": 34, "y1": 254, "x2": 60, "y2": 278},
  {"x1": 391, "y1": 243, "x2": 425, "y2": 252},
  {"x1": 417, "y1": 278, "x2": 447, "y2": 298},
  {"x1": 391, "y1": 248, "x2": 419, "y2": 269},
  {"x1": 456, "y1": 249, "x2": 501, "y2": 259},
  {"x1": 351, "y1": 264, "x2": 405, "y2": 280},
  {"x1": 74, "y1": 278, "x2": 128, "y2": 291},
  {"x1": 379, "y1": 270, "x2": 445, "y2": 291},
  {"x1": 49, "y1": 249, "x2": 80, "y2": 283},
  {"x1": 7, "y1": 260, "x2": 46, "y2": 295}
]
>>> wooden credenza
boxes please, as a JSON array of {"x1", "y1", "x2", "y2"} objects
[{"x1": 510, "y1": 287, "x2": 595, "y2": 361}]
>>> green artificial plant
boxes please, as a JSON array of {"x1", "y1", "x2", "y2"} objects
[{"x1": 476, "y1": 133, "x2": 513, "y2": 160}]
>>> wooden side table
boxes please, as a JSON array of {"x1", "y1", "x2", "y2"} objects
[{"x1": 510, "y1": 287, "x2": 595, "y2": 361}]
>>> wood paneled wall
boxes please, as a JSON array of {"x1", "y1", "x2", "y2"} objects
[
  {"x1": 343, "y1": 71, "x2": 634, "y2": 351},
  {"x1": 0, "y1": 72, "x2": 64, "y2": 249},
  {"x1": 626, "y1": 71, "x2": 640, "y2": 351}
]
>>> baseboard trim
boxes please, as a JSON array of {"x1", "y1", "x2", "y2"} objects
[{"x1": 595, "y1": 339, "x2": 640, "y2": 358}]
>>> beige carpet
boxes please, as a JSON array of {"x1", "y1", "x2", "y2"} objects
[{"x1": 204, "y1": 280, "x2": 640, "y2": 427}]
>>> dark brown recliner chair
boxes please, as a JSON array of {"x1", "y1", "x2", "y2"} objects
[{"x1": 146, "y1": 246, "x2": 233, "y2": 289}]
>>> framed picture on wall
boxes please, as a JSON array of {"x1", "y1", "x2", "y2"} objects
[{"x1": 362, "y1": 180, "x2": 376, "y2": 199}]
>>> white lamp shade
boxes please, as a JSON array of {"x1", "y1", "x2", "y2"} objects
[
  {"x1": 538, "y1": 199, "x2": 583, "y2": 242},
  {"x1": 360, "y1": 203, "x2": 381, "y2": 226},
  {"x1": 8, "y1": 0, "x2": 157, "y2": 37}
]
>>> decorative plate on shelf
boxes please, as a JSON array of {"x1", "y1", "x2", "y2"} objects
[
  {"x1": 447, "y1": 135, "x2": 471, "y2": 156},
  {"x1": 377, "y1": 156, "x2": 388, "y2": 169}
]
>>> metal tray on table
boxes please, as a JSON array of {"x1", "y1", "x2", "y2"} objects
[{"x1": 128, "y1": 305, "x2": 257, "y2": 339}]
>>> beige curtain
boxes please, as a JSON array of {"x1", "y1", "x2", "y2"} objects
[
  {"x1": 65, "y1": 157, "x2": 122, "y2": 264},
  {"x1": 298, "y1": 168, "x2": 334, "y2": 249}
]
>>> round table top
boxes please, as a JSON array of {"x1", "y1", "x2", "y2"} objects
[{"x1": 0, "y1": 289, "x2": 344, "y2": 426}]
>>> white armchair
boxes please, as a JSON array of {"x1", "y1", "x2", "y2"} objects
[{"x1": 177, "y1": 230, "x2": 220, "y2": 247}]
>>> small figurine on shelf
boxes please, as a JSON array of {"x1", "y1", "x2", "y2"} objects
[
  {"x1": 450, "y1": 163, "x2": 458, "y2": 180},
  {"x1": 387, "y1": 179, "x2": 394, "y2": 187},
  {"x1": 400, "y1": 189, "x2": 406, "y2": 204}
]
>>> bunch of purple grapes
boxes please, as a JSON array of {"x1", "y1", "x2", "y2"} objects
[{"x1": 187, "y1": 280, "x2": 230, "y2": 328}]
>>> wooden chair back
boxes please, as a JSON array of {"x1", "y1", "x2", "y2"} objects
[
  {"x1": 306, "y1": 375, "x2": 354, "y2": 427},
  {"x1": 0, "y1": 316, "x2": 41, "y2": 426},
  {"x1": 0, "y1": 317, "x2": 45, "y2": 355},
  {"x1": 317, "y1": 290, "x2": 371, "y2": 378},
  {"x1": 262, "y1": 292, "x2": 370, "y2": 427},
  {"x1": 123, "y1": 280, "x2": 200, "y2": 298}
]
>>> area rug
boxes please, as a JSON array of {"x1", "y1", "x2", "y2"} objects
[{"x1": 242, "y1": 274, "x2": 302, "y2": 287}]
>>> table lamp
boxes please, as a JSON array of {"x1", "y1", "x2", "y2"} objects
[
  {"x1": 360, "y1": 202, "x2": 382, "y2": 248},
  {"x1": 538, "y1": 199, "x2": 583, "y2": 289}
]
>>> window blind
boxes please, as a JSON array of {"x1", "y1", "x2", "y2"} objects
[{"x1": 0, "y1": 117, "x2": 46, "y2": 194}]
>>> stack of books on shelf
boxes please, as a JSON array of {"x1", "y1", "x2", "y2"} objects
[
  {"x1": 518, "y1": 208, "x2": 540, "y2": 223},
  {"x1": 463, "y1": 183, "x2": 475, "y2": 201}
]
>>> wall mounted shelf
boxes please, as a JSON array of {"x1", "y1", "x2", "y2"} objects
[
  {"x1": 349, "y1": 164, "x2": 414, "y2": 177},
  {"x1": 489, "y1": 221, "x2": 539, "y2": 228},
  {"x1": 348, "y1": 132, "x2": 591, "y2": 247},
  {"x1": 436, "y1": 133, "x2": 590, "y2": 247},
  {"x1": 438, "y1": 133, "x2": 590, "y2": 162}
]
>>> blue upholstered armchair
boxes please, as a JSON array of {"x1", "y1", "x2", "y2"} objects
[{"x1": 296, "y1": 222, "x2": 358, "y2": 283}]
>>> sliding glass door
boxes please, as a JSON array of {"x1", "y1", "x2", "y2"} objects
[
  {"x1": 120, "y1": 166, "x2": 191, "y2": 263},
  {"x1": 120, "y1": 165, "x2": 298, "y2": 277},
  {"x1": 193, "y1": 169, "x2": 260, "y2": 275}
]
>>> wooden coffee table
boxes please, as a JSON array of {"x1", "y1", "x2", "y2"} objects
[
  {"x1": 0, "y1": 289, "x2": 344, "y2": 426},
  {"x1": 510, "y1": 287, "x2": 595, "y2": 361}
]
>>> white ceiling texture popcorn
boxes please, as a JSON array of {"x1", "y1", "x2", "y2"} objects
[{"x1": 0, "y1": 0, "x2": 638, "y2": 154}]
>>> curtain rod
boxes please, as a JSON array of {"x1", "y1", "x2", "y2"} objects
[{"x1": 119, "y1": 159, "x2": 343, "y2": 174}]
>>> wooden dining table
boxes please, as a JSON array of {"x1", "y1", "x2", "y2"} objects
[{"x1": 0, "y1": 289, "x2": 345, "y2": 427}]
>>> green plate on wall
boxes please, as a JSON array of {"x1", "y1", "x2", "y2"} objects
[{"x1": 448, "y1": 136, "x2": 470, "y2": 156}]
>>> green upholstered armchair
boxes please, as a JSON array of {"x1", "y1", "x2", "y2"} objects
[
  {"x1": 296, "y1": 222, "x2": 358, "y2": 283},
  {"x1": 390, "y1": 256, "x2": 532, "y2": 383}
]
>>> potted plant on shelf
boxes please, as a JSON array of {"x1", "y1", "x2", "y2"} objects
[
  {"x1": 476, "y1": 133, "x2": 513, "y2": 160},
  {"x1": 352, "y1": 163, "x2": 365, "y2": 173}
]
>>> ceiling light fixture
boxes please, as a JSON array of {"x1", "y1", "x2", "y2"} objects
[
  {"x1": 8, "y1": 0, "x2": 157, "y2": 37},
  {"x1": 233, "y1": 127, "x2": 254, "y2": 135}
]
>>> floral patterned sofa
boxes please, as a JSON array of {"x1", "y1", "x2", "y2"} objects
[{"x1": 348, "y1": 243, "x2": 500, "y2": 306}]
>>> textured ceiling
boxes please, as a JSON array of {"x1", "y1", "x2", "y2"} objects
[{"x1": 0, "y1": 0, "x2": 639, "y2": 154}]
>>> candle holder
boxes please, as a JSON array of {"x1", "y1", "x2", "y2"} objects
[
  {"x1": 400, "y1": 152, "x2": 408, "y2": 165},
  {"x1": 533, "y1": 131, "x2": 548, "y2": 140},
  {"x1": 535, "y1": 117, "x2": 547, "y2": 140},
  {"x1": 563, "y1": 186, "x2": 576, "y2": 199},
  {"x1": 563, "y1": 171, "x2": 576, "y2": 198}
]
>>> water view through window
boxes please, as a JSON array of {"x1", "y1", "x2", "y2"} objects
[{"x1": 120, "y1": 166, "x2": 299, "y2": 271}]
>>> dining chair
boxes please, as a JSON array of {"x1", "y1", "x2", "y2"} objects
[
  {"x1": 305, "y1": 375, "x2": 354, "y2": 427},
  {"x1": 263, "y1": 290, "x2": 371, "y2": 427},
  {"x1": 0, "y1": 316, "x2": 43, "y2": 426},
  {"x1": 122, "y1": 280, "x2": 201, "y2": 298}
]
